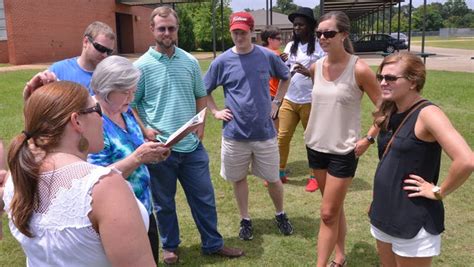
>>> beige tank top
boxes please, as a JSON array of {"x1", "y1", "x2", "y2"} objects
[{"x1": 304, "y1": 55, "x2": 363, "y2": 155}]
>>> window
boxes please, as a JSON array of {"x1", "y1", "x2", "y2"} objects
[{"x1": 0, "y1": 0, "x2": 6, "y2": 40}]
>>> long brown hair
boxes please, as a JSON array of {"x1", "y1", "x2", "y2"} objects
[
  {"x1": 373, "y1": 52, "x2": 426, "y2": 130},
  {"x1": 8, "y1": 81, "x2": 89, "y2": 237},
  {"x1": 319, "y1": 11, "x2": 354, "y2": 54}
]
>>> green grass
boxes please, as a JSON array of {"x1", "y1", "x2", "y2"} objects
[
  {"x1": 1, "y1": 64, "x2": 473, "y2": 266},
  {"x1": 411, "y1": 36, "x2": 474, "y2": 50}
]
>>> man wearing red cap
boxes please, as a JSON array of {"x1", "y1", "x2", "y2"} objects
[{"x1": 204, "y1": 12, "x2": 293, "y2": 241}]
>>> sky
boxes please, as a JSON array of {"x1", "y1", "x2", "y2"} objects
[{"x1": 230, "y1": 0, "x2": 474, "y2": 12}]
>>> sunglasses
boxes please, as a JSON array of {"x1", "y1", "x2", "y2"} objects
[
  {"x1": 86, "y1": 35, "x2": 114, "y2": 55},
  {"x1": 376, "y1": 74, "x2": 406, "y2": 83},
  {"x1": 79, "y1": 102, "x2": 102, "y2": 117},
  {"x1": 315, "y1": 30, "x2": 339, "y2": 39},
  {"x1": 156, "y1": 26, "x2": 177, "y2": 33},
  {"x1": 271, "y1": 36, "x2": 282, "y2": 41}
]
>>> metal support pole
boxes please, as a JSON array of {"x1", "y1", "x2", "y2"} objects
[
  {"x1": 422, "y1": 0, "x2": 427, "y2": 64},
  {"x1": 382, "y1": 3, "x2": 385, "y2": 33},
  {"x1": 408, "y1": 0, "x2": 413, "y2": 51},
  {"x1": 376, "y1": 8, "x2": 380, "y2": 33},
  {"x1": 389, "y1": 0, "x2": 392, "y2": 34},
  {"x1": 270, "y1": 0, "x2": 273, "y2": 24},
  {"x1": 266, "y1": 0, "x2": 269, "y2": 26},
  {"x1": 221, "y1": 0, "x2": 224, "y2": 51},
  {"x1": 212, "y1": 0, "x2": 216, "y2": 58},
  {"x1": 397, "y1": 0, "x2": 401, "y2": 39}
]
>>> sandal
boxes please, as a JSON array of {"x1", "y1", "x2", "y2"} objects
[{"x1": 328, "y1": 259, "x2": 347, "y2": 267}]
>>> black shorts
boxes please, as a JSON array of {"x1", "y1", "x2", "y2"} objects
[{"x1": 306, "y1": 146, "x2": 358, "y2": 178}]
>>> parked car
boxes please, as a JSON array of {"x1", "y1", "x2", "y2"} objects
[
  {"x1": 352, "y1": 34, "x2": 408, "y2": 53},
  {"x1": 390, "y1": 32, "x2": 409, "y2": 47}
]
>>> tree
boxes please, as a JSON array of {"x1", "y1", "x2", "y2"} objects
[
  {"x1": 412, "y1": 5, "x2": 444, "y2": 31},
  {"x1": 180, "y1": 1, "x2": 233, "y2": 51},
  {"x1": 176, "y1": 7, "x2": 196, "y2": 51},
  {"x1": 273, "y1": 0, "x2": 298, "y2": 15},
  {"x1": 442, "y1": 0, "x2": 469, "y2": 17}
]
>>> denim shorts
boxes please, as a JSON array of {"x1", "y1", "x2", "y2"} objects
[{"x1": 306, "y1": 146, "x2": 358, "y2": 178}]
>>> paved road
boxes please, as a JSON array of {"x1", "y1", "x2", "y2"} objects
[
  {"x1": 1, "y1": 46, "x2": 473, "y2": 73},
  {"x1": 360, "y1": 46, "x2": 474, "y2": 73}
]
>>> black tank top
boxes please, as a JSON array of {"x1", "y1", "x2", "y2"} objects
[{"x1": 369, "y1": 101, "x2": 444, "y2": 239}]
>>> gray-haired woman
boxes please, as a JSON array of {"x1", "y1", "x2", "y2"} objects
[{"x1": 88, "y1": 55, "x2": 169, "y2": 263}]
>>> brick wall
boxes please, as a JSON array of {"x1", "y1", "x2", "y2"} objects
[
  {"x1": 115, "y1": 4, "x2": 155, "y2": 53},
  {"x1": 0, "y1": 40, "x2": 7, "y2": 63}
]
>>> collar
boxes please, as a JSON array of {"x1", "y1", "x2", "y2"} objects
[{"x1": 148, "y1": 46, "x2": 179, "y2": 60}]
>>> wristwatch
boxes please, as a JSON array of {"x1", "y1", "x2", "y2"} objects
[
  {"x1": 432, "y1": 186, "x2": 443, "y2": 200},
  {"x1": 365, "y1": 135, "x2": 375, "y2": 144}
]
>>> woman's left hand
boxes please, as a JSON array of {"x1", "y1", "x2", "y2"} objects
[
  {"x1": 403, "y1": 174, "x2": 438, "y2": 200},
  {"x1": 354, "y1": 138, "x2": 370, "y2": 158},
  {"x1": 293, "y1": 63, "x2": 311, "y2": 77}
]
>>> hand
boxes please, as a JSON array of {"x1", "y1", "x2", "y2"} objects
[
  {"x1": 403, "y1": 174, "x2": 438, "y2": 200},
  {"x1": 194, "y1": 123, "x2": 205, "y2": 141},
  {"x1": 280, "y1": 53, "x2": 289, "y2": 62},
  {"x1": 213, "y1": 108, "x2": 233, "y2": 121},
  {"x1": 271, "y1": 101, "x2": 281, "y2": 120},
  {"x1": 23, "y1": 70, "x2": 57, "y2": 100},
  {"x1": 134, "y1": 142, "x2": 170, "y2": 165},
  {"x1": 354, "y1": 138, "x2": 370, "y2": 157},
  {"x1": 143, "y1": 128, "x2": 160, "y2": 142},
  {"x1": 293, "y1": 63, "x2": 311, "y2": 77}
]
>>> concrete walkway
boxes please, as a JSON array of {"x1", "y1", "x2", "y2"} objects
[{"x1": 1, "y1": 46, "x2": 472, "y2": 73}]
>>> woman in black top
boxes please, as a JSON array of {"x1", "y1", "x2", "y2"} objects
[{"x1": 369, "y1": 52, "x2": 473, "y2": 267}]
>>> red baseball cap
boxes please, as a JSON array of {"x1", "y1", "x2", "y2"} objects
[{"x1": 229, "y1": 12, "x2": 254, "y2": 32}]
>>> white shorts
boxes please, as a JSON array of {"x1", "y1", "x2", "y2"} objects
[
  {"x1": 370, "y1": 224, "x2": 441, "y2": 257},
  {"x1": 220, "y1": 137, "x2": 279, "y2": 183}
]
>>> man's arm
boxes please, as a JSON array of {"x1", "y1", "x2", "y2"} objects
[{"x1": 131, "y1": 108, "x2": 159, "y2": 142}]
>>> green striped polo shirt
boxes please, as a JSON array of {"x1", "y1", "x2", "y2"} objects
[{"x1": 132, "y1": 47, "x2": 207, "y2": 153}]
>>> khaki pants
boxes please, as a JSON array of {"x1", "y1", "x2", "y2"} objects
[{"x1": 277, "y1": 99, "x2": 311, "y2": 169}]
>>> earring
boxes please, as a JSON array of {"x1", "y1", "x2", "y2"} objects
[{"x1": 78, "y1": 134, "x2": 89, "y2": 153}]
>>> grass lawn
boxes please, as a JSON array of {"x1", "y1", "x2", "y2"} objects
[
  {"x1": 410, "y1": 36, "x2": 474, "y2": 50},
  {"x1": 1, "y1": 63, "x2": 473, "y2": 266}
]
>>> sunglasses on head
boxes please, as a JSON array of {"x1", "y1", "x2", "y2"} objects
[
  {"x1": 156, "y1": 26, "x2": 177, "y2": 33},
  {"x1": 79, "y1": 102, "x2": 102, "y2": 117},
  {"x1": 315, "y1": 30, "x2": 339, "y2": 39},
  {"x1": 376, "y1": 74, "x2": 406, "y2": 83},
  {"x1": 86, "y1": 35, "x2": 113, "y2": 56}
]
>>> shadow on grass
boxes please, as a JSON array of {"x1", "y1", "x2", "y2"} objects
[
  {"x1": 167, "y1": 215, "x2": 318, "y2": 265},
  {"x1": 349, "y1": 177, "x2": 372, "y2": 192},
  {"x1": 284, "y1": 160, "x2": 372, "y2": 192},
  {"x1": 346, "y1": 241, "x2": 380, "y2": 266}
]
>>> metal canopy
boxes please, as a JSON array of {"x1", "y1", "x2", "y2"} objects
[
  {"x1": 118, "y1": 0, "x2": 208, "y2": 6},
  {"x1": 321, "y1": 0, "x2": 404, "y2": 20}
]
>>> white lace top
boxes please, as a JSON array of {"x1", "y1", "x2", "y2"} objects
[{"x1": 3, "y1": 162, "x2": 149, "y2": 267}]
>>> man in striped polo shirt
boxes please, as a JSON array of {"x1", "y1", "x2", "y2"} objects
[{"x1": 131, "y1": 6, "x2": 243, "y2": 264}]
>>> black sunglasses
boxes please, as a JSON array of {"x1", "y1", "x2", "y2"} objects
[
  {"x1": 156, "y1": 26, "x2": 177, "y2": 33},
  {"x1": 79, "y1": 102, "x2": 102, "y2": 117},
  {"x1": 376, "y1": 74, "x2": 406, "y2": 83},
  {"x1": 315, "y1": 30, "x2": 339, "y2": 39},
  {"x1": 86, "y1": 35, "x2": 114, "y2": 55}
]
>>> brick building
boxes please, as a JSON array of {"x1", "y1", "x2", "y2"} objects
[{"x1": 0, "y1": 0, "x2": 156, "y2": 65}]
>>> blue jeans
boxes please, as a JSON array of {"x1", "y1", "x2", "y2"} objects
[{"x1": 147, "y1": 143, "x2": 223, "y2": 253}]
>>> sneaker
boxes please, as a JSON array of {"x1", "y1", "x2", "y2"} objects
[
  {"x1": 305, "y1": 178, "x2": 319, "y2": 192},
  {"x1": 239, "y1": 219, "x2": 253, "y2": 240},
  {"x1": 279, "y1": 169, "x2": 288, "y2": 183},
  {"x1": 275, "y1": 213, "x2": 293, "y2": 235}
]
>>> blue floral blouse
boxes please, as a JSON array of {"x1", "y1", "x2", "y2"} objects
[{"x1": 88, "y1": 108, "x2": 152, "y2": 213}]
